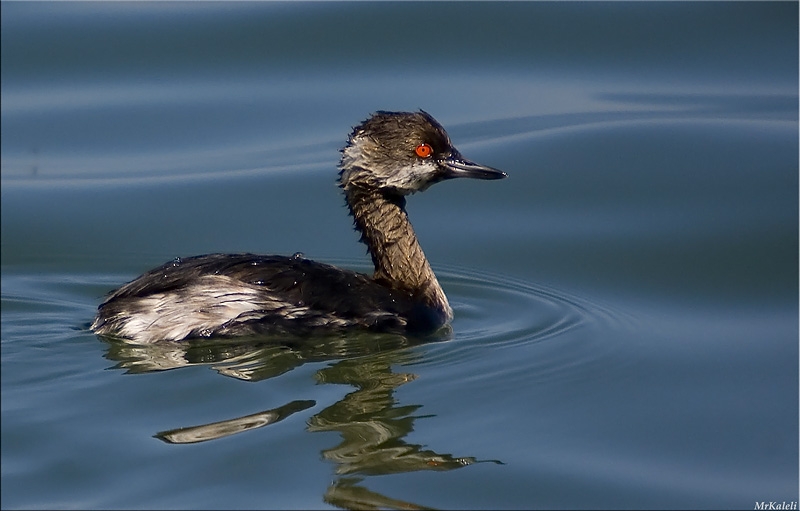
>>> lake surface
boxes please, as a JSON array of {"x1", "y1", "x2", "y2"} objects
[{"x1": 1, "y1": 2, "x2": 798, "y2": 509}]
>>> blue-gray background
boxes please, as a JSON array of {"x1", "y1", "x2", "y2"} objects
[{"x1": 2, "y1": 2, "x2": 797, "y2": 509}]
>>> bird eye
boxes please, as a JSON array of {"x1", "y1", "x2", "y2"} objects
[{"x1": 414, "y1": 143, "x2": 433, "y2": 159}]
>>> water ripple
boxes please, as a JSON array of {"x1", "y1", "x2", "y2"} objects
[
  {"x1": 415, "y1": 264, "x2": 641, "y2": 386},
  {"x1": 4, "y1": 264, "x2": 640, "y2": 387}
]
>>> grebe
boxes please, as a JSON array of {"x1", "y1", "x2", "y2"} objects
[{"x1": 91, "y1": 110, "x2": 506, "y2": 343}]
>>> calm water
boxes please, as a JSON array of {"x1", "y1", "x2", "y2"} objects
[{"x1": 2, "y1": 2, "x2": 798, "y2": 509}]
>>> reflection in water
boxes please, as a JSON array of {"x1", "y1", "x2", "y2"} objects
[
  {"x1": 325, "y1": 476, "x2": 432, "y2": 511},
  {"x1": 155, "y1": 400, "x2": 315, "y2": 444},
  {"x1": 103, "y1": 330, "x2": 502, "y2": 510},
  {"x1": 309, "y1": 353, "x2": 484, "y2": 476},
  {"x1": 104, "y1": 330, "x2": 446, "y2": 380}
]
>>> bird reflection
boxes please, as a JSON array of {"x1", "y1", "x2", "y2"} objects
[
  {"x1": 102, "y1": 331, "x2": 502, "y2": 509},
  {"x1": 325, "y1": 476, "x2": 433, "y2": 511},
  {"x1": 308, "y1": 353, "x2": 482, "y2": 476},
  {"x1": 155, "y1": 399, "x2": 316, "y2": 444}
]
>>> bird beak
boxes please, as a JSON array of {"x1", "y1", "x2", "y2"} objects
[{"x1": 441, "y1": 151, "x2": 507, "y2": 180}]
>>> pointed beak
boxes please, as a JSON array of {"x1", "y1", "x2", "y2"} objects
[{"x1": 441, "y1": 151, "x2": 507, "y2": 181}]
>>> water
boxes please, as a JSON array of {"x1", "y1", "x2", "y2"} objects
[{"x1": 2, "y1": 2, "x2": 797, "y2": 509}]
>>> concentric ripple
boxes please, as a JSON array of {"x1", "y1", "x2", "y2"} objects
[
  {"x1": 442, "y1": 266, "x2": 587, "y2": 345},
  {"x1": 413, "y1": 263, "x2": 642, "y2": 384},
  {"x1": 21, "y1": 260, "x2": 641, "y2": 384}
]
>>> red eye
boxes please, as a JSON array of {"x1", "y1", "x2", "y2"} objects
[{"x1": 414, "y1": 143, "x2": 433, "y2": 158}]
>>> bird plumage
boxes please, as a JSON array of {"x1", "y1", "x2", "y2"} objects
[{"x1": 92, "y1": 110, "x2": 506, "y2": 343}]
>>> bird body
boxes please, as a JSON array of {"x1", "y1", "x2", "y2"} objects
[{"x1": 91, "y1": 111, "x2": 506, "y2": 343}]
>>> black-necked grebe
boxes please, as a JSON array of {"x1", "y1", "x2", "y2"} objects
[{"x1": 91, "y1": 110, "x2": 506, "y2": 343}]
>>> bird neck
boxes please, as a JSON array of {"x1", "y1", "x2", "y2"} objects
[{"x1": 343, "y1": 184, "x2": 452, "y2": 320}]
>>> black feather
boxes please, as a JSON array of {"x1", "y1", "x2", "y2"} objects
[{"x1": 97, "y1": 254, "x2": 444, "y2": 337}]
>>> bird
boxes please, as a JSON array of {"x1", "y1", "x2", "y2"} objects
[{"x1": 91, "y1": 110, "x2": 507, "y2": 343}]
